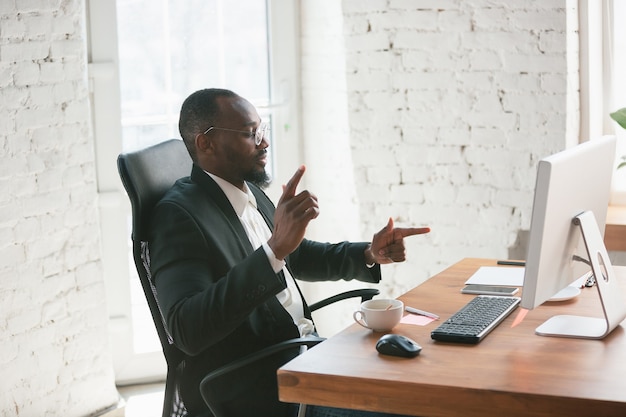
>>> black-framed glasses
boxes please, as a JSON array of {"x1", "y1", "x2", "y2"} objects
[{"x1": 203, "y1": 122, "x2": 269, "y2": 146}]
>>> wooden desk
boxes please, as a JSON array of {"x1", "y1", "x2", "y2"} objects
[
  {"x1": 278, "y1": 258, "x2": 626, "y2": 417},
  {"x1": 606, "y1": 205, "x2": 626, "y2": 251}
]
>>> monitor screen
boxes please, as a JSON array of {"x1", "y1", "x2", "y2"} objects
[{"x1": 522, "y1": 136, "x2": 616, "y2": 312}]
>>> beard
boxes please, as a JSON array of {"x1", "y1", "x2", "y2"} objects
[
  {"x1": 243, "y1": 149, "x2": 271, "y2": 189},
  {"x1": 244, "y1": 167, "x2": 271, "y2": 189}
]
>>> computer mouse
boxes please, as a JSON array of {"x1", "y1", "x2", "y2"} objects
[{"x1": 375, "y1": 334, "x2": 422, "y2": 358}]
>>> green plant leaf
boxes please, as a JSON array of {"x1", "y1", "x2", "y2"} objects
[{"x1": 610, "y1": 108, "x2": 626, "y2": 129}]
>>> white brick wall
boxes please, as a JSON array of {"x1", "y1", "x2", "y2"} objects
[
  {"x1": 297, "y1": 0, "x2": 579, "y2": 334},
  {"x1": 0, "y1": 1, "x2": 118, "y2": 416},
  {"x1": 336, "y1": 0, "x2": 578, "y2": 296}
]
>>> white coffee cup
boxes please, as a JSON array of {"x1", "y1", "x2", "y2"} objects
[{"x1": 353, "y1": 299, "x2": 404, "y2": 332}]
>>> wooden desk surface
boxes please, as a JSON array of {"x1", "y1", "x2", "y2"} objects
[
  {"x1": 606, "y1": 205, "x2": 626, "y2": 251},
  {"x1": 278, "y1": 258, "x2": 626, "y2": 417}
]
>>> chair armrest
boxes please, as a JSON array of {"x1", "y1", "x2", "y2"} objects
[
  {"x1": 199, "y1": 336, "x2": 324, "y2": 392},
  {"x1": 308, "y1": 288, "x2": 380, "y2": 312},
  {"x1": 199, "y1": 336, "x2": 325, "y2": 416}
]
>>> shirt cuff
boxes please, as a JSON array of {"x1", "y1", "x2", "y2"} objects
[{"x1": 262, "y1": 242, "x2": 286, "y2": 273}]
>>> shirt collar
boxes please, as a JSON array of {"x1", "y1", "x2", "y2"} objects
[{"x1": 204, "y1": 171, "x2": 257, "y2": 217}]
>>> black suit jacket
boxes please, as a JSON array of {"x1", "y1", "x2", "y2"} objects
[{"x1": 149, "y1": 164, "x2": 381, "y2": 417}]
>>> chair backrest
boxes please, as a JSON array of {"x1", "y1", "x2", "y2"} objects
[
  {"x1": 118, "y1": 139, "x2": 192, "y2": 241},
  {"x1": 117, "y1": 139, "x2": 192, "y2": 417}
]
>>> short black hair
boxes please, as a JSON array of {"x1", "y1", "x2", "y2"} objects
[{"x1": 178, "y1": 88, "x2": 238, "y2": 162}]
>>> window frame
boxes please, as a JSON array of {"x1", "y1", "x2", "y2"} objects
[{"x1": 86, "y1": 0, "x2": 302, "y2": 384}]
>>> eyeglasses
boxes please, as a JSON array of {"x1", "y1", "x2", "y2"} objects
[{"x1": 203, "y1": 122, "x2": 270, "y2": 146}]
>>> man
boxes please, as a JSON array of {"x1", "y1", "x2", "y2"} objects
[{"x1": 149, "y1": 88, "x2": 430, "y2": 417}]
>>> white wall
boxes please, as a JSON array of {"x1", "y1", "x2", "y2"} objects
[
  {"x1": 300, "y1": 0, "x2": 581, "y2": 335},
  {"x1": 341, "y1": 0, "x2": 579, "y2": 295},
  {"x1": 0, "y1": 1, "x2": 118, "y2": 416}
]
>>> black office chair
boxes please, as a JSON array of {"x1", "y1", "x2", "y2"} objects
[
  {"x1": 117, "y1": 139, "x2": 379, "y2": 417},
  {"x1": 117, "y1": 139, "x2": 191, "y2": 417}
]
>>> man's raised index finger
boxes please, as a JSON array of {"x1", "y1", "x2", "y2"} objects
[
  {"x1": 281, "y1": 165, "x2": 306, "y2": 200},
  {"x1": 284, "y1": 165, "x2": 306, "y2": 193}
]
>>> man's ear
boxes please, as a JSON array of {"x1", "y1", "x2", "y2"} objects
[{"x1": 195, "y1": 132, "x2": 212, "y2": 155}]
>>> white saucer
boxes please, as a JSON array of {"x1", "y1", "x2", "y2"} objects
[{"x1": 548, "y1": 286, "x2": 581, "y2": 302}]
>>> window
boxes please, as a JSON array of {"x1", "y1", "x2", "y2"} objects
[
  {"x1": 605, "y1": 0, "x2": 626, "y2": 203},
  {"x1": 117, "y1": 0, "x2": 272, "y2": 155},
  {"x1": 87, "y1": 0, "x2": 301, "y2": 384},
  {"x1": 579, "y1": 0, "x2": 626, "y2": 204}
]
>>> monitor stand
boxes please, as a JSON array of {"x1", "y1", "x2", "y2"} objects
[{"x1": 536, "y1": 210, "x2": 626, "y2": 339}]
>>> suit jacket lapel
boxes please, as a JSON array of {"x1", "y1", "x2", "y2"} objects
[
  {"x1": 249, "y1": 184, "x2": 275, "y2": 229},
  {"x1": 190, "y1": 164, "x2": 255, "y2": 256}
]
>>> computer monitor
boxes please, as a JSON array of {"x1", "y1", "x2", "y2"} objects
[{"x1": 521, "y1": 135, "x2": 626, "y2": 339}]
